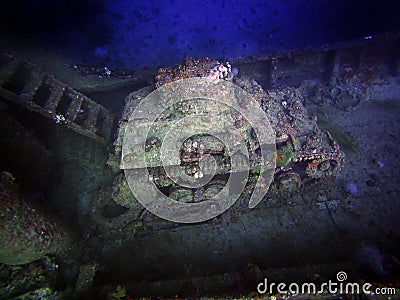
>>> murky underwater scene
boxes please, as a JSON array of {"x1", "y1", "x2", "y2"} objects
[{"x1": 0, "y1": 0, "x2": 400, "y2": 299}]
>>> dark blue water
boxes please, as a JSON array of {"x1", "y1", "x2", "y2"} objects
[{"x1": 1, "y1": 0, "x2": 399, "y2": 68}]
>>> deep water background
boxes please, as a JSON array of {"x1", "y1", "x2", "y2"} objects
[{"x1": 1, "y1": 0, "x2": 400, "y2": 68}]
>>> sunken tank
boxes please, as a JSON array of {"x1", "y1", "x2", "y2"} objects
[{"x1": 103, "y1": 57, "x2": 345, "y2": 225}]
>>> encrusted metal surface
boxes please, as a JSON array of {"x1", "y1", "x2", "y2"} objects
[{"x1": 103, "y1": 56, "x2": 345, "y2": 228}]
